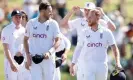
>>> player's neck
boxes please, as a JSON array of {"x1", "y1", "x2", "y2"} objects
[
  {"x1": 91, "y1": 23, "x2": 98, "y2": 32},
  {"x1": 15, "y1": 25, "x2": 21, "y2": 29},
  {"x1": 38, "y1": 16, "x2": 49, "y2": 23}
]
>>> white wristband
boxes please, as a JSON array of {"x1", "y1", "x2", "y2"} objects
[{"x1": 49, "y1": 47, "x2": 55, "y2": 55}]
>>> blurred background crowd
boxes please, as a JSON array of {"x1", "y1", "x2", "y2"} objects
[{"x1": 0, "y1": 0, "x2": 133, "y2": 80}]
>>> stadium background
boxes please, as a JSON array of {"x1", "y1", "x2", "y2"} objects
[{"x1": 0, "y1": 0, "x2": 133, "y2": 80}]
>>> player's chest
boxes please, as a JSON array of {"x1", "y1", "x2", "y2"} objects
[
  {"x1": 84, "y1": 32, "x2": 107, "y2": 48},
  {"x1": 10, "y1": 29, "x2": 24, "y2": 43},
  {"x1": 30, "y1": 24, "x2": 53, "y2": 39}
]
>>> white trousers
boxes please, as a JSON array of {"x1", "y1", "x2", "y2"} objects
[
  {"x1": 77, "y1": 61, "x2": 108, "y2": 80},
  {"x1": 30, "y1": 59, "x2": 55, "y2": 80},
  {"x1": 54, "y1": 68, "x2": 61, "y2": 80},
  {"x1": 4, "y1": 59, "x2": 31, "y2": 80}
]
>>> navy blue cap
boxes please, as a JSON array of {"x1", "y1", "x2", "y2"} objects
[
  {"x1": 11, "y1": 10, "x2": 22, "y2": 17},
  {"x1": 110, "y1": 69, "x2": 126, "y2": 80}
]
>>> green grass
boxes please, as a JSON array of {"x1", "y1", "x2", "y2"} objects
[{"x1": 0, "y1": 42, "x2": 4, "y2": 80}]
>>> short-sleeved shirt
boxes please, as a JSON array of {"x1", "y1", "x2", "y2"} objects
[
  {"x1": 1, "y1": 22, "x2": 25, "y2": 56},
  {"x1": 77, "y1": 24, "x2": 115, "y2": 63},
  {"x1": 25, "y1": 18, "x2": 61, "y2": 55}
]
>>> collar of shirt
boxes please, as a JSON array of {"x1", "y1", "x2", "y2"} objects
[
  {"x1": 10, "y1": 22, "x2": 23, "y2": 29},
  {"x1": 88, "y1": 24, "x2": 103, "y2": 33}
]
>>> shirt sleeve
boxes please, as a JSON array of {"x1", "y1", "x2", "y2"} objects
[
  {"x1": 62, "y1": 35, "x2": 71, "y2": 50},
  {"x1": 107, "y1": 29, "x2": 116, "y2": 46},
  {"x1": 53, "y1": 20, "x2": 61, "y2": 38},
  {"x1": 99, "y1": 19, "x2": 108, "y2": 28},
  {"x1": 25, "y1": 21, "x2": 31, "y2": 37},
  {"x1": 72, "y1": 31, "x2": 84, "y2": 64},
  {"x1": 68, "y1": 18, "x2": 79, "y2": 31},
  {"x1": 1, "y1": 27, "x2": 9, "y2": 44}
]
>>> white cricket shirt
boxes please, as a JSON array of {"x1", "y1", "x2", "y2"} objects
[
  {"x1": 1, "y1": 22, "x2": 25, "y2": 57},
  {"x1": 25, "y1": 18, "x2": 61, "y2": 55},
  {"x1": 77, "y1": 24, "x2": 116, "y2": 64}
]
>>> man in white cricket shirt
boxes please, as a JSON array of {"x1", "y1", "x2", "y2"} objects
[
  {"x1": 60, "y1": 2, "x2": 116, "y2": 80},
  {"x1": 24, "y1": 1, "x2": 61, "y2": 80},
  {"x1": 54, "y1": 33, "x2": 71, "y2": 80},
  {"x1": 70, "y1": 9, "x2": 122, "y2": 80},
  {"x1": 1, "y1": 10, "x2": 26, "y2": 80}
]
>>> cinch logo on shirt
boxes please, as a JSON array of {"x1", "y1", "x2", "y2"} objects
[
  {"x1": 33, "y1": 34, "x2": 47, "y2": 38},
  {"x1": 87, "y1": 42, "x2": 102, "y2": 47}
]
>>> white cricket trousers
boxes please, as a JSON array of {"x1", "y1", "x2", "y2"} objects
[
  {"x1": 30, "y1": 59, "x2": 55, "y2": 80},
  {"x1": 4, "y1": 59, "x2": 31, "y2": 80},
  {"x1": 77, "y1": 61, "x2": 108, "y2": 80},
  {"x1": 54, "y1": 68, "x2": 61, "y2": 80}
]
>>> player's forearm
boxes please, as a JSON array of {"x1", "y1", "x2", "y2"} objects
[
  {"x1": 24, "y1": 36, "x2": 29, "y2": 55},
  {"x1": 72, "y1": 45, "x2": 82, "y2": 64},
  {"x1": 60, "y1": 10, "x2": 74, "y2": 28},
  {"x1": 111, "y1": 44, "x2": 121, "y2": 65},
  {"x1": 3, "y1": 43, "x2": 14, "y2": 65},
  {"x1": 103, "y1": 15, "x2": 116, "y2": 31},
  {"x1": 49, "y1": 37, "x2": 60, "y2": 54}
]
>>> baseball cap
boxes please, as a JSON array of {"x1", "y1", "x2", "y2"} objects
[
  {"x1": 110, "y1": 69, "x2": 126, "y2": 80},
  {"x1": 11, "y1": 10, "x2": 22, "y2": 17},
  {"x1": 80, "y1": 2, "x2": 96, "y2": 12}
]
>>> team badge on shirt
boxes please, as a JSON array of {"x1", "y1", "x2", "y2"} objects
[
  {"x1": 81, "y1": 23, "x2": 85, "y2": 27},
  {"x1": 33, "y1": 26, "x2": 37, "y2": 30},
  {"x1": 46, "y1": 25, "x2": 49, "y2": 31},
  {"x1": 100, "y1": 33, "x2": 103, "y2": 39},
  {"x1": 86, "y1": 35, "x2": 90, "y2": 38}
]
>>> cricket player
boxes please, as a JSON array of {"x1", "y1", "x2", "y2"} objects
[
  {"x1": 60, "y1": 2, "x2": 116, "y2": 79},
  {"x1": 55, "y1": 33, "x2": 71, "y2": 80},
  {"x1": 70, "y1": 9, "x2": 122, "y2": 80},
  {"x1": 21, "y1": 10, "x2": 32, "y2": 80},
  {"x1": 24, "y1": 1, "x2": 61, "y2": 80},
  {"x1": 1, "y1": 10, "x2": 26, "y2": 80}
]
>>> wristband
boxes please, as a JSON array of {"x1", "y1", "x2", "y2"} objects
[{"x1": 49, "y1": 47, "x2": 55, "y2": 55}]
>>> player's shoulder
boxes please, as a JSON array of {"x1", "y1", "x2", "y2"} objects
[
  {"x1": 49, "y1": 18, "x2": 58, "y2": 24},
  {"x1": 101, "y1": 26, "x2": 112, "y2": 34},
  {"x1": 99, "y1": 19, "x2": 108, "y2": 27},
  {"x1": 49, "y1": 19, "x2": 59, "y2": 27},
  {"x1": 72, "y1": 17, "x2": 85, "y2": 22},
  {"x1": 2, "y1": 23, "x2": 12, "y2": 33},
  {"x1": 28, "y1": 18, "x2": 37, "y2": 23}
]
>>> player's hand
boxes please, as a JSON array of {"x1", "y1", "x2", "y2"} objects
[
  {"x1": 70, "y1": 63, "x2": 76, "y2": 76},
  {"x1": 44, "y1": 52, "x2": 50, "y2": 59},
  {"x1": 116, "y1": 63, "x2": 123, "y2": 70},
  {"x1": 72, "y1": 6, "x2": 80, "y2": 14},
  {"x1": 25, "y1": 53, "x2": 31, "y2": 70},
  {"x1": 96, "y1": 7, "x2": 105, "y2": 16},
  {"x1": 10, "y1": 63, "x2": 18, "y2": 72},
  {"x1": 61, "y1": 53, "x2": 67, "y2": 62}
]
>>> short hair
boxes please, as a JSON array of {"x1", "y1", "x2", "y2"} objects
[
  {"x1": 39, "y1": 1, "x2": 51, "y2": 11},
  {"x1": 21, "y1": 10, "x2": 28, "y2": 22}
]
